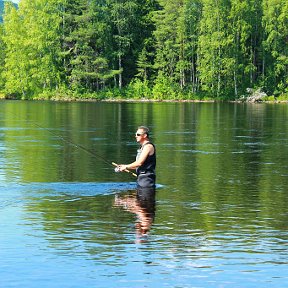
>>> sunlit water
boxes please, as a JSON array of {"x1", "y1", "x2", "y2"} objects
[{"x1": 0, "y1": 101, "x2": 287, "y2": 287}]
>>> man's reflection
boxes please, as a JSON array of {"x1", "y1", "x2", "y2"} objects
[{"x1": 114, "y1": 187, "x2": 156, "y2": 241}]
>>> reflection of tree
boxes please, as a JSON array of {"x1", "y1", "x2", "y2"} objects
[{"x1": 114, "y1": 187, "x2": 156, "y2": 242}]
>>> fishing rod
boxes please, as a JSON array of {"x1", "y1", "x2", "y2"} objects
[
  {"x1": 5, "y1": 108, "x2": 136, "y2": 178},
  {"x1": 31, "y1": 121, "x2": 137, "y2": 178}
]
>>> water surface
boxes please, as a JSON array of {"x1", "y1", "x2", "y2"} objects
[{"x1": 0, "y1": 101, "x2": 287, "y2": 287}]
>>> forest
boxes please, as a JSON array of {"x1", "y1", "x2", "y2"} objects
[{"x1": 0, "y1": 0, "x2": 287, "y2": 101}]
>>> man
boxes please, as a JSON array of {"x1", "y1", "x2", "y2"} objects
[{"x1": 117, "y1": 126, "x2": 156, "y2": 188}]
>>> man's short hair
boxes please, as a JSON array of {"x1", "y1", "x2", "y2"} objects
[{"x1": 138, "y1": 126, "x2": 150, "y2": 136}]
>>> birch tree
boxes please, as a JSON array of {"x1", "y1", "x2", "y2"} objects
[{"x1": 263, "y1": 0, "x2": 288, "y2": 94}]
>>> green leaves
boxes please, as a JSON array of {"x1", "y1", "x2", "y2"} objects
[
  {"x1": 1, "y1": 0, "x2": 288, "y2": 99},
  {"x1": 2, "y1": 0, "x2": 63, "y2": 98},
  {"x1": 262, "y1": 0, "x2": 288, "y2": 93}
]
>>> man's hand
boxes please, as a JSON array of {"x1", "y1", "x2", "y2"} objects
[{"x1": 118, "y1": 164, "x2": 128, "y2": 172}]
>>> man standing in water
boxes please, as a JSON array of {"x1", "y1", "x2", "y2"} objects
[{"x1": 117, "y1": 126, "x2": 156, "y2": 188}]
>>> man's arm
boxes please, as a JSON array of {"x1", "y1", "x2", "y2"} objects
[{"x1": 119, "y1": 144, "x2": 154, "y2": 171}]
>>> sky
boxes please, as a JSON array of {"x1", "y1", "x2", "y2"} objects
[{"x1": 3, "y1": 0, "x2": 20, "y2": 3}]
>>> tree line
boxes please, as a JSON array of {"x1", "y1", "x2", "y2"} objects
[{"x1": 0, "y1": 0, "x2": 287, "y2": 100}]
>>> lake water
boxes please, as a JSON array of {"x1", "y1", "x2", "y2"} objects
[{"x1": 0, "y1": 100, "x2": 287, "y2": 287}]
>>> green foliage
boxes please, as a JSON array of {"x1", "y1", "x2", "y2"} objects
[
  {"x1": 0, "y1": 24, "x2": 4, "y2": 90},
  {"x1": 262, "y1": 95, "x2": 275, "y2": 101},
  {"x1": 262, "y1": 0, "x2": 288, "y2": 94},
  {"x1": 276, "y1": 94, "x2": 288, "y2": 101},
  {"x1": 0, "y1": 0, "x2": 18, "y2": 23},
  {"x1": 152, "y1": 73, "x2": 178, "y2": 100},
  {"x1": 0, "y1": 0, "x2": 288, "y2": 100},
  {"x1": 127, "y1": 78, "x2": 152, "y2": 99},
  {"x1": 151, "y1": 0, "x2": 200, "y2": 93},
  {"x1": 62, "y1": 0, "x2": 117, "y2": 92},
  {"x1": 2, "y1": 0, "x2": 63, "y2": 99}
]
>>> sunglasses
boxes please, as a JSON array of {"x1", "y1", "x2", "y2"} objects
[{"x1": 135, "y1": 133, "x2": 145, "y2": 136}]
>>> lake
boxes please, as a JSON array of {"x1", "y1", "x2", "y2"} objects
[{"x1": 0, "y1": 100, "x2": 287, "y2": 287}]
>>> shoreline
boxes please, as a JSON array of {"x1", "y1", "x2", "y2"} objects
[
  {"x1": 1, "y1": 97, "x2": 288, "y2": 104},
  {"x1": 1, "y1": 92, "x2": 288, "y2": 104}
]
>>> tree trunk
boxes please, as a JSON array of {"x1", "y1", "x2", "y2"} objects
[{"x1": 118, "y1": 54, "x2": 122, "y2": 89}]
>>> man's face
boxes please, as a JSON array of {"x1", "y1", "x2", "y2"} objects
[{"x1": 135, "y1": 129, "x2": 146, "y2": 142}]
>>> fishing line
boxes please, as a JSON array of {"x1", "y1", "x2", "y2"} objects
[
  {"x1": 34, "y1": 122, "x2": 111, "y2": 162},
  {"x1": 31, "y1": 121, "x2": 137, "y2": 177}
]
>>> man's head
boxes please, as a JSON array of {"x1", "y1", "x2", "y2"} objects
[{"x1": 135, "y1": 126, "x2": 150, "y2": 142}]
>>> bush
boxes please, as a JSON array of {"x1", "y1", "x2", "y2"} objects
[
  {"x1": 152, "y1": 74, "x2": 178, "y2": 100},
  {"x1": 127, "y1": 79, "x2": 152, "y2": 99},
  {"x1": 276, "y1": 94, "x2": 288, "y2": 101},
  {"x1": 262, "y1": 95, "x2": 275, "y2": 101}
]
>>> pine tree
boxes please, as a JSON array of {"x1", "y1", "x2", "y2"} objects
[
  {"x1": 152, "y1": 0, "x2": 181, "y2": 84},
  {"x1": 136, "y1": 45, "x2": 153, "y2": 81},
  {"x1": 135, "y1": 0, "x2": 159, "y2": 82},
  {"x1": 61, "y1": 0, "x2": 94, "y2": 91},
  {"x1": 61, "y1": 0, "x2": 118, "y2": 92},
  {"x1": 151, "y1": 0, "x2": 202, "y2": 95}
]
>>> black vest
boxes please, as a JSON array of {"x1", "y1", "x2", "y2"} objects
[
  {"x1": 136, "y1": 142, "x2": 156, "y2": 188},
  {"x1": 136, "y1": 142, "x2": 156, "y2": 175}
]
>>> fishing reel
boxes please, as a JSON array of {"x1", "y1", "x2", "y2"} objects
[{"x1": 114, "y1": 166, "x2": 121, "y2": 173}]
